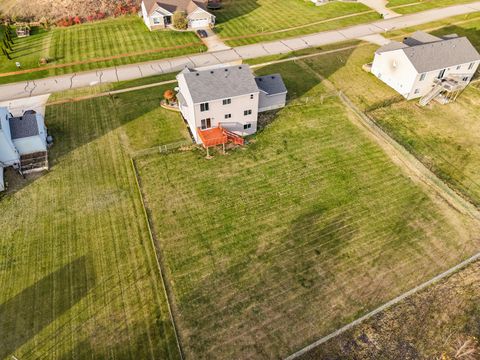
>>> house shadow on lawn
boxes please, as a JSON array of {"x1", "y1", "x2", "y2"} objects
[
  {"x1": 0, "y1": 167, "x2": 46, "y2": 197},
  {"x1": 252, "y1": 43, "x2": 359, "y2": 131},
  {"x1": 212, "y1": 0, "x2": 260, "y2": 34},
  {"x1": 431, "y1": 25, "x2": 480, "y2": 50},
  {"x1": 0, "y1": 256, "x2": 94, "y2": 359}
]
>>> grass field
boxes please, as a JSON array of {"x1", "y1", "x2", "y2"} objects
[
  {"x1": 0, "y1": 16, "x2": 205, "y2": 82},
  {"x1": 135, "y1": 61, "x2": 479, "y2": 358},
  {"x1": 300, "y1": 16, "x2": 480, "y2": 206},
  {"x1": 0, "y1": 85, "x2": 192, "y2": 358},
  {"x1": 302, "y1": 260, "x2": 480, "y2": 359},
  {"x1": 214, "y1": 0, "x2": 379, "y2": 46},
  {"x1": 387, "y1": 0, "x2": 480, "y2": 14}
]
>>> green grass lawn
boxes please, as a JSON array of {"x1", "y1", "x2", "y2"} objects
[
  {"x1": 0, "y1": 16, "x2": 205, "y2": 83},
  {"x1": 135, "y1": 61, "x2": 478, "y2": 359},
  {"x1": 0, "y1": 85, "x2": 192, "y2": 358},
  {"x1": 301, "y1": 17, "x2": 480, "y2": 205},
  {"x1": 215, "y1": 0, "x2": 379, "y2": 46},
  {"x1": 387, "y1": 0, "x2": 480, "y2": 14}
]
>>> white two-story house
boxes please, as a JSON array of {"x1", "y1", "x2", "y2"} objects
[
  {"x1": 176, "y1": 65, "x2": 287, "y2": 145},
  {"x1": 0, "y1": 107, "x2": 49, "y2": 191},
  {"x1": 371, "y1": 31, "x2": 480, "y2": 102}
]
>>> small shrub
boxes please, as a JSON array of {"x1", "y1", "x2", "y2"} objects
[{"x1": 173, "y1": 11, "x2": 188, "y2": 30}]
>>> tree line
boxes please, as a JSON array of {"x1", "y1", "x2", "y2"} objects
[
  {"x1": 1, "y1": 24, "x2": 14, "y2": 60},
  {"x1": 0, "y1": 0, "x2": 140, "y2": 23}
]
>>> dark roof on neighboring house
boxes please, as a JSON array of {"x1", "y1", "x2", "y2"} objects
[
  {"x1": 255, "y1": 74, "x2": 287, "y2": 95},
  {"x1": 179, "y1": 65, "x2": 259, "y2": 103},
  {"x1": 144, "y1": 0, "x2": 209, "y2": 16},
  {"x1": 403, "y1": 36, "x2": 480, "y2": 73},
  {"x1": 9, "y1": 112, "x2": 39, "y2": 140}
]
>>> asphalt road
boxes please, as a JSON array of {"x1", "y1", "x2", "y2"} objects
[{"x1": 1, "y1": 1, "x2": 479, "y2": 101}]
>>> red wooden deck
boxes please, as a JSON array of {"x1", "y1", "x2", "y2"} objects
[{"x1": 197, "y1": 126, "x2": 244, "y2": 148}]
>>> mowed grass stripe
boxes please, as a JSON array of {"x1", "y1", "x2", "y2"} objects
[
  {"x1": 0, "y1": 94, "x2": 180, "y2": 358},
  {"x1": 0, "y1": 16, "x2": 205, "y2": 82},
  {"x1": 136, "y1": 61, "x2": 477, "y2": 358}
]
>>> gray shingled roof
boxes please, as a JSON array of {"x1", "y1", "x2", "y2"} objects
[
  {"x1": 376, "y1": 41, "x2": 408, "y2": 54},
  {"x1": 179, "y1": 65, "x2": 259, "y2": 103},
  {"x1": 403, "y1": 31, "x2": 442, "y2": 46},
  {"x1": 255, "y1": 74, "x2": 287, "y2": 95},
  {"x1": 403, "y1": 36, "x2": 480, "y2": 73},
  {"x1": 9, "y1": 112, "x2": 39, "y2": 140}
]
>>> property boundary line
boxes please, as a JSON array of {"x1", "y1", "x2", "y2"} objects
[
  {"x1": 285, "y1": 252, "x2": 480, "y2": 359},
  {"x1": 130, "y1": 158, "x2": 185, "y2": 360}
]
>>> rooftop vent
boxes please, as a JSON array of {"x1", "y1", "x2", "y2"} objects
[
  {"x1": 196, "y1": 73, "x2": 200, "y2": 76},
  {"x1": 210, "y1": 71, "x2": 214, "y2": 74}
]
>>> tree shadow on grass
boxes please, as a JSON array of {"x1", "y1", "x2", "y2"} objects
[
  {"x1": 212, "y1": 0, "x2": 260, "y2": 33},
  {"x1": 0, "y1": 256, "x2": 94, "y2": 359}
]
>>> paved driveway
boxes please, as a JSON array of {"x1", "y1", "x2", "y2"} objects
[
  {"x1": 358, "y1": 0, "x2": 401, "y2": 19},
  {"x1": 0, "y1": 94, "x2": 51, "y2": 117},
  {"x1": 200, "y1": 28, "x2": 231, "y2": 52}
]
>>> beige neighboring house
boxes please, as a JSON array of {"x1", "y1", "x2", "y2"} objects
[
  {"x1": 371, "y1": 31, "x2": 480, "y2": 105},
  {"x1": 141, "y1": 0, "x2": 215, "y2": 30}
]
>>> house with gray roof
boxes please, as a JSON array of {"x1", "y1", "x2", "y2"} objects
[
  {"x1": 0, "y1": 107, "x2": 49, "y2": 191},
  {"x1": 371, "y1": 31, "x2": 480, "y2": 103},
  {"x1": 176, "y1": 65, "x2": 287, "y2": 144},
  {"x1": 141, "y1": 0, "x2": 215, "y2": 30}
]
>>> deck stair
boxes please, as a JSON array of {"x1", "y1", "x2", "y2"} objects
[
  {"x1": 419, "y1": 75, "x2": 469, "y2": 106},
  {"x1": 19, "y1": 151, "x2": 48, "y2": 173},
  {"x1": 223, "y1": 128, "x2": 244, "y2": 145}
]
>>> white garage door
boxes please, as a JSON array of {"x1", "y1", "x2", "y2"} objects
[{"x1": 190, "y1": 18, "x2": 209, "y2": 28}]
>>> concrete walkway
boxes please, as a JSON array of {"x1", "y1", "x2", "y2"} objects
[
  {"x1": 358, "y1": 0, "x2": 401, "y2": 19},
  {"x1": 1, "y1": 1, "x2": 479, "y2": 101}
]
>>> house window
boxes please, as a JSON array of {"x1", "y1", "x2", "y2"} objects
[
  {"x1": 468, "y1": 62, "x2": 475, "y2": 70},
  {"x1": 200, "y1": 102, "x2": 209, "y2": 112},
  {"x1": 463, "y1": 76, "x2": 470, "y2": 82},
  {"x1": 419, "y1": 73, "x2": 426, "y2": 81},
  {"x1": 225, "y1": 114, "x2": 232, "y2": 119},
  {"x1": 250, "y1": 94, "x2": 254, "y2": 99},
  {"x1": 244, "y1": 110, "x2": 252, "y2": 116},
  {"x1": 456, "y1": 65, "x2": 461, "y2": 70},
  {"x1": 200, "y1": 118, "x2": 211, "y2": 130},
  {"x1": 153, "y1": 17, "x2": 161, "y2": 24},
  {"x1": 414, "y1": 89, "x2": 420, "y2": 94},
  {"x1": 243, "y1": 123, "x2": 252, "y2": 130},
  {"x1": 437, "y1": 69, "x2": 446, "y2": 79},
  {"x1": 223, "y1": 98, "x2": 231, "y2": 105}
]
